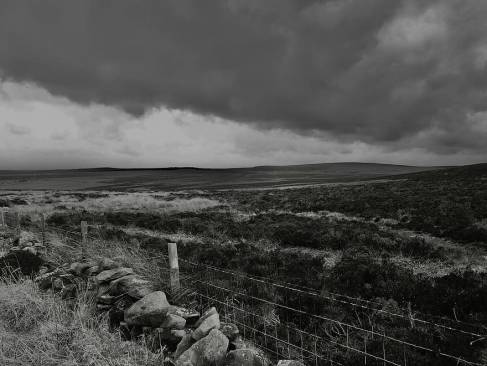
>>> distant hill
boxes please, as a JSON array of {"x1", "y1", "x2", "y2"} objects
[
  {"x1": 394, "y1": 163, "x2": 487, "y2": 181},
  {"x1": 0, "y1": 162, "x2": 444, "y2": 191}
]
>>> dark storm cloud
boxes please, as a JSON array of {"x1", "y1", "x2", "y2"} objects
[{"x1": 1, "y1": 0, "x2": 487, "y2": 153}]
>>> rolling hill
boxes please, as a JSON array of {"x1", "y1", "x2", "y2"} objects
[{"x1": 0, "y1": 162, "x2": 442, "y2": 191}]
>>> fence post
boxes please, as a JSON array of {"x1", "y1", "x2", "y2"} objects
[
  {"x1": 168, "y1": 242, "x2": 180, "y2": 293},
  {"x1": 40, "y1": 213, "x2": 46, "y2": 246},
  {"x1": 81, "y1": 221, "x2": 88, "y2": 259},
  {"x1": 16, "y1": 212, "x2": 21, "y2": 237},
  {"x1": 0, "y1": 208, "x2": 5, "y2": 228}
]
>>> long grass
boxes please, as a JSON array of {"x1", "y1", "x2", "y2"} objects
[{"x1": 0, "y1": 275, "x2": 163, "y2": 366}]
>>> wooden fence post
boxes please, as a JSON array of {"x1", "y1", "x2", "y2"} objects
[
  {"x1": 168, "y1": 242, "x2": 180, "y2": 293},
  {"x1": 81, "y1": 221, "x2": 88, "y2": 259},
  {"x1": 40, "y1": 213, "x2": 46, "y2": 246},
  {"x1": 0, "y1": 209, "x2": 5, "y2": 228},
  {"x1": 16, "y1": 212, "x2": 21, "y2": 237}
]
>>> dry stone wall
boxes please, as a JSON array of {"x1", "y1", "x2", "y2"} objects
[
  {"x1": 33, "y1": 256, "x2": 305, "y2": 366},
  {"x1": 0, "y1": 227, "x2": 306, "y2": 366}
]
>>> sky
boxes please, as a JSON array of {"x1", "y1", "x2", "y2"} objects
[{"x1": 0, "y1": 0, "x2": 486, "y2": 169}]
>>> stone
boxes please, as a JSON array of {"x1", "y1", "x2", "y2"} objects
[
  {"x1": 85, "y1": 265, "x2": 100, "y2": 276},
  {"x1": 224, "y1": 349, "x2": 269, "y2": 366},
  {"x1": 98, "y1": 294, "x2": 116, "y2": 305},
  {"x1": 97, "y1": 283, "x2": 111, "y2": 297},
  {"x1": 192, "y1": 312, "x2": 220, "y2": 341},
  {"x1": 176, "y1": 329, "x2": 229, "y2": 366},
  {"x1": 174, "y1": 332, "x2": 195, "y2": 360},
  {"x1": 124, "y1": 291, "x2": 171, "y2": 327},
  {"x1": 35, "y1": 268, "x2": 64, "y2": 290},
  {"x1": 220, "y1": 322, "x2": 239, "y2": 341},
  {"x1": 277, "y1": 361, "x2": 306, "y2": 366},
  {"x1": 22, "y1": 246, "x2": 37, "y2": 255},
  {"x1": 194, "y1": 307, "x2": 217, "y2": 328},
  {"x1": 69, "y1": 262, "x2": 92, "y2": 276},
  {"x1": 98, "y1": 258, "x2": 120, "y2": 270},
  {"x1": 163, "y1": 358, "x2": 176, "y2": 366},
  {"x1": 97, "y1": 304, "x2": 113, "y2": 311},
  {"x1": 108, "y1": 275, "x2": 152, "y2": 299},
  {"x1": 96, "y1": 267, "x2": 134, "y2": 284},
  {"x1": 161, "y1": 313, "x2": 186, "y2": 330},
  {"x1": 19, "y1": 231, "x2": 37, "y2": 246},
  {"x1": 168, "y1": 306, "x2": 200, "y2": 326}
]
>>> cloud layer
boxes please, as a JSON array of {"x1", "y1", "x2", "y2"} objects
[
  {"x1": 0, "y1": 80, "x2": 484, "y2": 169},
  {"x1": 0, "y1": 0, "x2": 486, "y2": 166}
]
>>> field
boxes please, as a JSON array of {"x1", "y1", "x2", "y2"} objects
[
  {"x1": 0, "y1": 162, "x2": 436, "y2": 190},
  {"x1": 1, "y1": 162, "x2": 487, "y2": 365}
]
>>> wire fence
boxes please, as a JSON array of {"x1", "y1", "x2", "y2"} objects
[
  {"x1": 171, "y1": 255, "x2": 486, "y2": 366},
  {"x1": 1, "y1": 209, "x2": 487, "y2": 366}
]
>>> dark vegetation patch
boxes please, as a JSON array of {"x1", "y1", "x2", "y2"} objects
[
  {"x1": 220, "y1": 164, "x2": 487, "y2": 245},
  {"x1": 0, "y1": 251, "x2": 45, "y2": 276},
  {"x1": 0, "y1": 197, "x2": 29, "y2": 207},
  {"x1": 47, "y1": 210, "x2": 460, "y2": 261}
]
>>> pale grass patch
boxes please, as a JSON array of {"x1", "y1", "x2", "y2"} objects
[
  {"x1": 0, "y1": 275, "x2": 162, "y2": 366},
  {"x1": 8, "y1": 190, "x2": 222, "y2": 217}
]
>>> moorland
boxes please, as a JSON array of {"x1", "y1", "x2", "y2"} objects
[{"x1": 1, "y1": 162, "x2": 486, "y2": 365}]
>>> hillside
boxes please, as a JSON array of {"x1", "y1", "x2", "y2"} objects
[{"x1": 0, "y1": 162, "x2": 439, "y2": 191}]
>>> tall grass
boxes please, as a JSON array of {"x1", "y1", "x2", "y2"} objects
[{"x1": 0, "y1": 275, "x2": 162, "y2": 366}]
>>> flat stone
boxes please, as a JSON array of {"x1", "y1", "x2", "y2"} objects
[
  {"x1": 160, "y1": 313, "x2": 186, "y2": 330},
  {"x1": 168, "y1": 306, "x2": 200, "y2": 325},
  {"x1": 194, "y1": 307, "x2": 218, "y2": 328},
  {"x1": 124, "y1": 291, "x2": 171, "y2": 327},
  {"x1": 22, "y1": 247, "x2": 37, "y2": 255},
  {"x1": 192, "y1": 312, "x2": 220, "y2": 341},
  {"x1": 98, "y1": 294, "x2": 116, "y2": 305},
  {"x1": 69, "y1": 262, "x2": 92, "y2": 276},
  {"x1": 176, "y1": 329, "x2": 229, "y2": 366},
  {"x1": 98, "y1": 258, "x2": 120, "y2": 270},
  {"x1": 108, "y1": 275, "x2": 152, "y2": 299},
  {"x1": 97, "y1": 304, "x2": 113, "y2": 311},
  {"x1": 96, "y1": 267, "x2": 134, "y2": 284}
]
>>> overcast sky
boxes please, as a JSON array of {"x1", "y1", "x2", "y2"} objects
[{"x1": 0, "y1": 0, "x2": 486, "y2": 169}]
